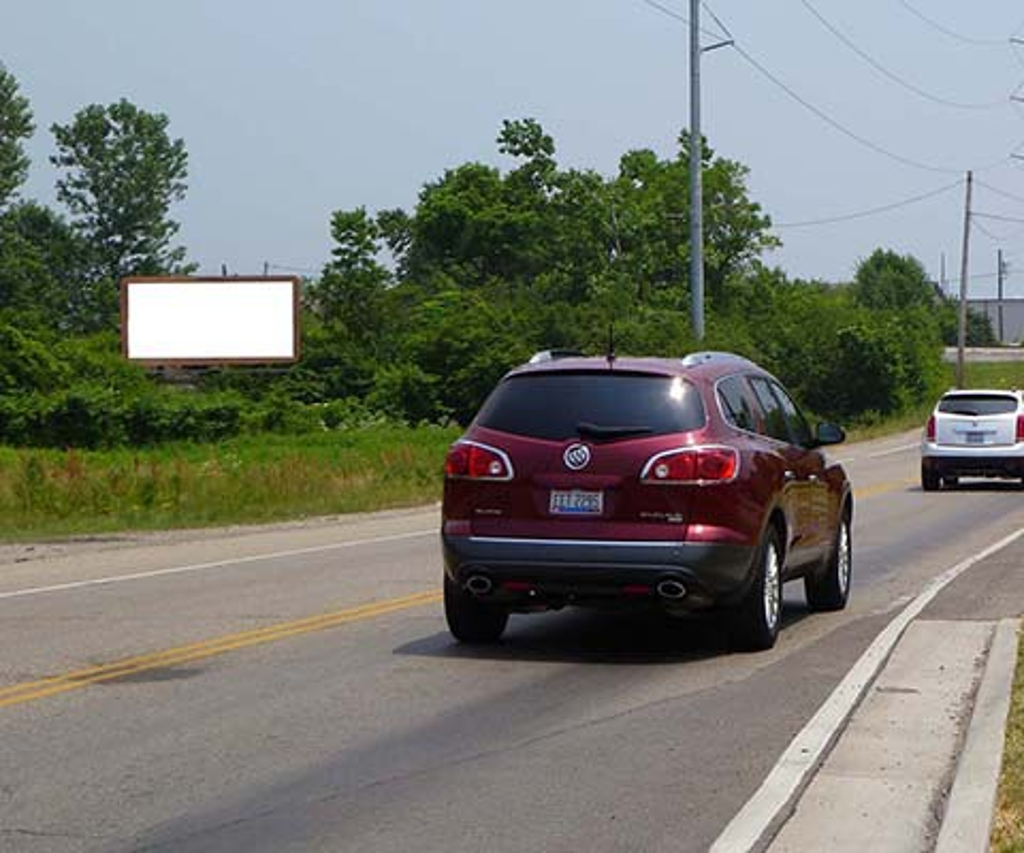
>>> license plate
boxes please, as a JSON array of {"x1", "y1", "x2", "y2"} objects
[
  {"x1": 966, "y1": 432, "x2": 987, "y2": 445},
  {"x1": 549, "y1": 489, "x2": 603, "y2": 516}
]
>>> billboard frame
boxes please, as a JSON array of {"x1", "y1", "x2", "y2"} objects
[{"x1": 120, "y1": 276, "x2": 302, "y2": 368}]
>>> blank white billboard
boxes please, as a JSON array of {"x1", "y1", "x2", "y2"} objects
[{"x1": 122, "y1": 278, "x2": 300, "y2": 365}]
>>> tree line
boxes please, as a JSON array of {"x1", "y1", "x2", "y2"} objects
[{"x1": 0, "y1": 64, "x2": 995, "y2": 448}]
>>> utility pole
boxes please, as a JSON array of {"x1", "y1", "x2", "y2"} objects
[
  {"x1": 956, "y1": 171, "x2": 973, "y2": 389},
  {"x1": 689, "y1": 0, "x2": 705, "y2": 341},
  {"x1": 998, "y1": 248, "x2": 1006, "y2": 344},
  {"x1": 940, "y1": 252, "x2": 947, "y2": 296}
]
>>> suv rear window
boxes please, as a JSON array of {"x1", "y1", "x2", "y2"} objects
[
  {"x1": 475, "y1": 372, "x2": 707, "y2": 441},
  {"x1": 938, "y1": 394, "x2": 1018, "y2": 416}
]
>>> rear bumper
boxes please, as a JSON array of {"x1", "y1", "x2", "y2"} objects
[
  {"x1": 921, "y1": 443, "x2": 1024, "y2": 478},
  {"x1": 442, "y1": 534, "x2": 755, "y2": 606}
]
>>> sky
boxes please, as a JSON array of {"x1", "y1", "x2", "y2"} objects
[{"x1": 6, "y1": 0, "x2": 1024, "y2": 297}]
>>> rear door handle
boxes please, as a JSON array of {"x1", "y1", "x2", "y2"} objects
[{"x1": 784, "y1": 470, "x2": 797, "y2": 482}]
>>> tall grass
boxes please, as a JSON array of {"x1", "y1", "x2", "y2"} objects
[
  {"x1": 2, "y1": 360, "x2": 1022, "y2": 541},
  {"x1": 0, "y1": 425, "x2": 459, "y2": 540},
  {"x1": 845, "y1": 361, "x2": 1024, "y2": 442}
]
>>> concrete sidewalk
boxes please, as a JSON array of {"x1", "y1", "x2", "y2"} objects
[
  {"x1": 763, "y1": 538, "x2": 1024, "y2": 853},
  {"x1": 768, "y1": 618, "x2": 1019, "y2": 852}
]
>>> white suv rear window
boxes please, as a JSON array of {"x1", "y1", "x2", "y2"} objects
[{"x1": 938, "y1": 395, "x2": 1018, "y2": 416}]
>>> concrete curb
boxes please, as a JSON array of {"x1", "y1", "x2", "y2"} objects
[
  {"x1": 709, "y1": 529, "x2": 1024, "y2": 853},
  {"x1": 935, "y1": 618, "x2": 1021, "y2": 853}
]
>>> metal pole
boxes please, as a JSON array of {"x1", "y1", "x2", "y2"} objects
[
  {"x1": 998, "y1": 248, "x2": 1005, "y2": 344},
  {"x1": 957, "y1": 171, "x2": 973, "y2": 389},
  {"x1": 689, "y1": 0, "x2": 705, "y2": 341}
]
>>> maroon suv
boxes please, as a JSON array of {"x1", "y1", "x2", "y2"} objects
[{"x1": 442, "y1": 351, "x2": 852, "y2": 650}]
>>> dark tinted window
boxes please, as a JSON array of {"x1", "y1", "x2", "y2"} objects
[
  {"x1": 749, "y1": 377, "x2": 791, "y2": 443},
  {"x1": 718, "y1": 375, "x2": 761, "y2": 433},
  {"x1": 938, "y1": 394, "x2": 1018, "y2": 416},
  {"x1": 770, "y1": 381, "x2": 813, "y2": 447},
  {"x1": 475, "y1": 372, "x2": 707, "y2": 441}
]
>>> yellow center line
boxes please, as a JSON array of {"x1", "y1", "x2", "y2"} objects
[
  {"x1": 0, "y1": 589, "x2": 442, "y2": 710},
  {"x1": 0, "y1": 480, "x2": 916, "y2": 710},
  {"x1": 853, "y1": 479, "x2": 918, "y2": 500}
]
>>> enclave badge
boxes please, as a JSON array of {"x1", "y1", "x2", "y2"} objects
[{"x1": 563, "y1": 443, "x2": 591, "y2": 471}]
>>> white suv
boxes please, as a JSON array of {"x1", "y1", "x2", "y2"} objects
[{"x1": 921, "y1": 389, "x2": 1024, "y2": 490}]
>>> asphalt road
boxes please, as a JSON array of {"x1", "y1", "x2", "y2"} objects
[{"x1": 2, "y1": 430, "x2": 1024, "y2": 852}]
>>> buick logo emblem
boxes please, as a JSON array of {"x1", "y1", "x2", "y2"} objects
[{"x1": 563, "y1": 443, "x2": 591, "y2": 471}]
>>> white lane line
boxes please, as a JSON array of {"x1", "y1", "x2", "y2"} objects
[
  {"x1": 834, "y1": 440, "x2": 920, "y2": 465},
  {"x1": 709, "y1": 525, "x2": 1024, "y2": 853},
  {"x1": 867, "y1": 441, "x2": 920, "y2": 460},
  {"x1": 0, "y1": 530, "x2": 436, "y2": 602}
]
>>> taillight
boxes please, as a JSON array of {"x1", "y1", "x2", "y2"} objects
[
  {"x1": 1017, "y1": 415, "x2": 1024, "y2": 443},
  {"x1": 445, "y1": 441, "x2": 514, "y2": 481},
  {"x1": 641, "y1": 447, "x2": 739, "y2": 484},
  {"x1": 926, "y1": 415, "x2": 936, "y2": 442}
]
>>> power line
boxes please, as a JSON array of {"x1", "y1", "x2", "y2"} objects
[
  {"x1": 801, "y1": 0, "x2": 1007, "y2": 110},
  {"x1": 897, "y1": 0, "x2": 1018, "y2": 47},
  {"x1": 727, "y1": 40, "x2": 967, "y2": 174},
  {"x1": 700, "y1": 0, "x2": 734, "y2": 41},
  {"x1": 976, "y1": 179, "x2": 1024, "y2": 206},
  {"x1": 966, "y1": 269, "x2": 1023, "y2": 281},
  {"x1": 975, "y1": 211, "x2": 1024, "y2": 225},
  {"x1": 267, "y1": 262, "x2": 321, "y2": 275},
  {"x1": 639, "y1": 0, "x2": 720, "y2": 40},
  {"x1": 973, "y1": 216, "x2": 1008, "y2": 243},
  {"x1": 640, "y1": 0, "x2": 1009, "y2": 175},
  {"x1": 774, "y1": 179, "x2": 963, "y2": 228},
  {"x1": 972, "y1": 213, "x2": 1024, "y2": 245}
]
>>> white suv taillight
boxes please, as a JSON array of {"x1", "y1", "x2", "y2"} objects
[
  {"x1": 640, "y1": 446, "x2": 739, "y2": 484},
  {"x1": 926, "y1": 414, "x2": 936, "y2": 442},
  {"x1": 1017, "y1": 414, "x2": 1024, "y2": 443},
  {"x1": 445, "y1": 441, "x2": 514, "y2": 481}
]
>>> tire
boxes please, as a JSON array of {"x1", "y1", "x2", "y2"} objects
[
  {"x1": 444, "y1": 575, "x2": 508, "y2": 643},
  {"x1": 921, "y1": 463, "x2": 940, "y2": 492},
  {"x1": 732, "y1": 526, "x2": 783, "y2": 652},
  {"x1": 805, "y1": 512, "x2": 852, "y2": 612}
]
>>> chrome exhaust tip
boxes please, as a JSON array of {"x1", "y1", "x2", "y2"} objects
[
  {"x1": 465, "y1": 575, "x2": 494, "y2": 596},
  {"x1": 656, "y1": 579, "x2": 687, "y2": 601}
]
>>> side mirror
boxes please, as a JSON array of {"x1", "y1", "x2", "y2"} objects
[{"x1": 815, "y1": 422, "x2": 846, "y2": 447}]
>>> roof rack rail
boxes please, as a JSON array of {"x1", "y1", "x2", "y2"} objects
[
  {"x1": 680, "y1": 351, "x2": 752, "y2": 368},
  {"x1": 528, "y1": 348, "x2": 586, "y2": 365}
]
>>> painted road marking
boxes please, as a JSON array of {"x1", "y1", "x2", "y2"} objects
[
  {"x1": 853, "y1": 479, "x2": 917, "y2": 500},
  {"x1": 835, "y1": 441, "x2": 919, "y2": 465},
  {"x1": 0, "y1": 529, "x2": 436, "y2": 602},
  {"x1": 0, "y1": 589, "x2": 443, "y2": 710},
  {"x1": 0, "y1": 478, "x2": 916, "y2": 711},
  {"x1": 0, "y1": 482, "x2": 912, "y2": 605},
  {"x1": 867, "y1": 441, "x2": 920, "y2": 460},
  {"x1": 709, "y1": 526, "x2": 1024, "y2": 853}
]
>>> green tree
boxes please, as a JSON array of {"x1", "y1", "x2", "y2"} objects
[
  {"x1": 0, "y1": 323, "x2": 68, "y2": 395},
  {"x1": 498, "y1": 117, "x2": 557, "y2": 194},
  {"x1": 0, "y1": 201, "x2": 95, "y2": 328},
  {"x1": 51, "y1": 99, "x2": 190, "y2": 284},
  {"x1": 851, "y1": 249, "x2": 936, "y2": 311},
  {"x1": 0, "y1": 222, "x2": 58, "y2": 322},
  {"x1": 0, "y1": 64, "x2": 34, "y2": 212},
  {"x1": 315, "y1": 207, "x2": 390, "y2": 345}
]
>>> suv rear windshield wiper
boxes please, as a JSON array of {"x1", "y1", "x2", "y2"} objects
[
  {"x1": 944, "y1": 408, "x2": 981, "y2": 417},
  {"x1": 576, "y1": 422, "x2": 653, "y2": 441}
]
